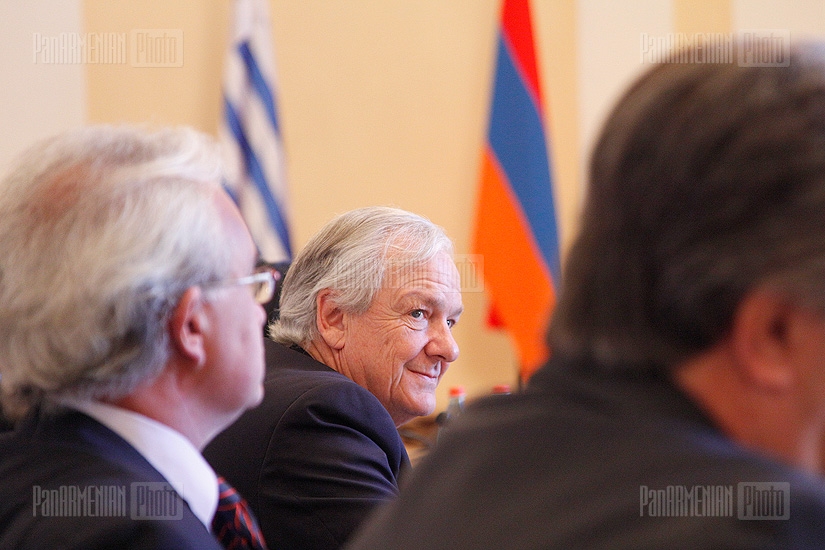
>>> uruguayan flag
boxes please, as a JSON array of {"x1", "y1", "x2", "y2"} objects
[{"x1": 220, "y1": 0, "x2": 292, "y2": 262}]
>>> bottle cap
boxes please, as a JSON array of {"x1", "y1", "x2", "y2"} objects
[
  {"x1": 448, "y1": 386, "x2": 466, "y2": 398},
  {"x1": 492, "y1": 384, "x2": 511, "y2": 394}
]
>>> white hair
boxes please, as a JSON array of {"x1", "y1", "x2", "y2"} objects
[
  {"x1": 0, "y1": 125, "x2": 235, "y2": 419},
  {"x1": 270, "y1": 206, "x2": 454, "y2": 347}
]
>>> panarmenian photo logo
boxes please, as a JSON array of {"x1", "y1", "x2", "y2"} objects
[
  {"x1": 31, "y1": 482, "x2": 184, "y2": 521},
  {"x1": 639, "y1": 482, "x2": 790, "y2": 520}
]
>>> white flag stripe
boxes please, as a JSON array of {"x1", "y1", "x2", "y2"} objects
[
  {"x1": 220, "y1": 0, "x2": 291, "y2": 262},
  {"x1": 241, "y1": 185, "x2": 289, "y2": 261}
]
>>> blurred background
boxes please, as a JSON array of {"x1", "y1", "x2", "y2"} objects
[{"x1": 2, "y1": 0, "x2": 824, "y2": 413}]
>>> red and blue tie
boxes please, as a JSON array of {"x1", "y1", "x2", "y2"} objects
[{"x1": 212, "y1": 476, "x2": 268, "y2": 550}]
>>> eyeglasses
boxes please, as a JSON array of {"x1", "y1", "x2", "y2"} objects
[{"x1": 203, "y1": 268, "x2": 281, "y2": 305}]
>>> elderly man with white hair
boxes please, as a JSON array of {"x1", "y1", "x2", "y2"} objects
[{"x1": 0, "y1": 126, "x2": 273, "y2": 549}]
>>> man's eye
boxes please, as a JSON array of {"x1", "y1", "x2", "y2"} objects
[
  {"x1": 446, "y1": 319, "x2": 455, "y2": 328},
  {"x1": 410, "y1": 309, "x2": 425, "y2": 319}
]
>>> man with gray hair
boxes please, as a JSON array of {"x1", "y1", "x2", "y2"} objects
[
  {"x1": 205, "y1": 206, "x2": 464, "y2": 550},
  {"x1": 348, "y1": 44, "x2": 825, "y2": 548},
  {"x1": 0, "y1": 126, "x2": 274, "y2": 549}
]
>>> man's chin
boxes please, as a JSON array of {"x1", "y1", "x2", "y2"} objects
[{"x1": 413, "y1": 395, "x2": 437, "y2": 418}]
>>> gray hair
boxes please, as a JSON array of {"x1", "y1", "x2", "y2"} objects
[
  {"x1": 0, "y1": 125, "x2": 235, "y2": 418},
  {"x1": 548, "y1": 43, "x2": 825, "y2": 373},
  {"x1": 270, "y1": 206, "x2": 454, "y2": 347}
]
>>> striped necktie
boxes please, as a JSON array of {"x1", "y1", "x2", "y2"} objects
[{"x1": 212, "y1": 476, "x2": 268, "y2": 549}]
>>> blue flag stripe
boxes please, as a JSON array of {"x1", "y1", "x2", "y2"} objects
[
  {"x1": 224, "y1": 96, "x2": 292, "y2": 257},
  {"x1": 238, "y1": 41, "x2": 280, "y2": 133},
  {"x1": 488, "y1": 35, "x2": 561, "y2": 283}
]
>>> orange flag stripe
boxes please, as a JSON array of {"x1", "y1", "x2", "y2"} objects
[{"x1": 475, "y1": 147, "x2": 555, "y2": 372}]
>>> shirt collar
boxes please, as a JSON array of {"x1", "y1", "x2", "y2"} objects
[{"x1": 58, "y1": 398, "x2": 219, "y2": 529}]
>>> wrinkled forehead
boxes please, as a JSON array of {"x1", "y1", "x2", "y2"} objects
[{"x1": 382, "y1": 251, "x2": 461, "y2": 294}]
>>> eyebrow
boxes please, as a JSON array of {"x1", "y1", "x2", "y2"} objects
[{"x1": 401, "y1": 291, "x2": 464, "y2": 317}]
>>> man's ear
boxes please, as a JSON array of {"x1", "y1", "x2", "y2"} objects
[
  {"x1": 169, "y1": 286, "x2": 208, "y2": 367},
  {"x1": 729, "y1": 287, "x2": 800, "y2": 391},
  {"x1": 315, "y1": 289, "x2": 346, "y2": 350}
]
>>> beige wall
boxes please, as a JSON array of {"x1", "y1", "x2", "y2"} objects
[
  {"x1": 84, "y1": 0, "x2": 228, "y2": 131},
  {"x1": 3, "y1": 0, "x2": 823, "y2": 409},
  {"x1": 0, "y1": 0, "x2": 86, "y2": 173}
]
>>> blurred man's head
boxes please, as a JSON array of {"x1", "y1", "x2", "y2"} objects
[
  {"x1": 0, "y1": 126, "x2": 268, "y2": 443},
  {"x1": 548, "y1": 44, "x2": 825, "y2": 470}
]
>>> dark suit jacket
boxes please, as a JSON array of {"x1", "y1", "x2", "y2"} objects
[
  {"x1": 0, "y1": 407, "x2": 222, "y2": 550},
  {"x1": 348, "y1": 356, "x2": 825, "y2": 549},
  {"x1": 204, "y1": 340, "x2": 410, "y2": 550}
]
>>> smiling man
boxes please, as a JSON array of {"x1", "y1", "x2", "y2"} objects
[{"x1": 204, "y1": 206, "x2": 463, "y2": 550}]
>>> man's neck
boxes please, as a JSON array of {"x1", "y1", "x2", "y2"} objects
[{"x1": 672, "y1": 348, "x2": 819, "y2": 472}]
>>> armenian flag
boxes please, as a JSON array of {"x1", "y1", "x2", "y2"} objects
[{"x1": 473, "y1": 0, "x2": 560, "y2": 380}]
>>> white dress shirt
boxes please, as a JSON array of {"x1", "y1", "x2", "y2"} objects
[{"x1": 59, "y1": 398, "x2": 219, "y2": 529}]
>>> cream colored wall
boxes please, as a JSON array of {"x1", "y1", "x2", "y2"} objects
[
  {"x1": 84, "y1": 0, "x2": 228, "y2": 131},
  {"x1": 0, "y1": 0, "x2": 86, "y2": 173},
  {"x1": 577, "y1": 0, "x2": 671, "y2": 177},
  {"x1": 2, "y1": 0, "x2": 820, "y2": 410},
  {"x1": 733, "y1": 0, "x2": 825, "y2": 38}
]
